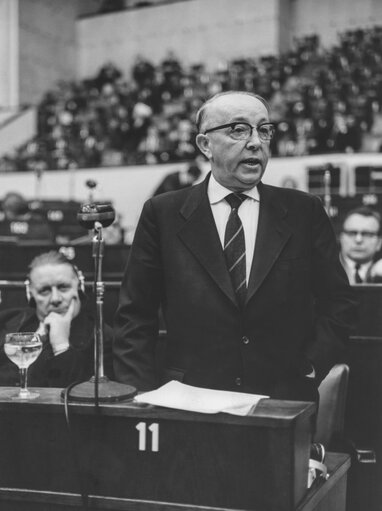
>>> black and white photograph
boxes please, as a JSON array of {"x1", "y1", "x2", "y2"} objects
[{"x1": 0, "y1": 1, "x2": 382, "y2": 510}]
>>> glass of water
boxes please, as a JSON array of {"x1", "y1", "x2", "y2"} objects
[{"x1": 4, "y1": 332, "x2": 43, "y2": 400}]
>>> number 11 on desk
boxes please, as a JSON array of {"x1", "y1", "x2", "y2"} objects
[{"x1": 136, "y1": 422, "x2": 159, "y2": 452}]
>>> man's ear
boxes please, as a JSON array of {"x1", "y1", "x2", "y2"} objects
[{"x1": 196, "y1": 133, "x2": 212, "y2": 160}]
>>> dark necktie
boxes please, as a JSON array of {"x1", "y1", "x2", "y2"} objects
[
  {"x1": 224, "y1": 193, "x2": 247, "y2": 307},
  {"x1": 354, "y1": 263, "x2": 363, "y2": 284}
]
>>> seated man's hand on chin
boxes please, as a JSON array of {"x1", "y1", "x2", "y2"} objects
[{"x1": 42, "y1": 298, "x2": 78, "y2": 356}]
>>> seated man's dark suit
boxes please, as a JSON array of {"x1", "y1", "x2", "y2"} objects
[
  {"x1": 0, "y1": 303, "x2": 113, "y2": 387},
  {"x1": 114, "y1": 174, "x2": 356, "y2": 401}
]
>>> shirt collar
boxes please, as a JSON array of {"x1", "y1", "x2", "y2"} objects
[
  {"x1": 208, "y1": 173, "x2": 260, "y2": 205},
  {"x1": 342, "y1": 254, "x2": 373, "y2": 271}
]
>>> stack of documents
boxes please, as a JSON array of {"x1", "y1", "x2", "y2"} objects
[{"x1": 135, "y1": 380, "x2": 269, "y2": 416}]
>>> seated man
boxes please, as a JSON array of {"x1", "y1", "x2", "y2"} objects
[
  {"x1": 339, "y1": 206, "x2": 382, "y2": 284},
  {"x1": 0, "y1": 251, "x2": 113, "y2": 387}
]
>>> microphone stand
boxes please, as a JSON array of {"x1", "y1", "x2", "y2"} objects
[
  {"x1": 34, "y1": 165, "x2": 43, "y2": 202},
  {"x1": 63, "y1": 208, "x2": 136, "y2": 403}
]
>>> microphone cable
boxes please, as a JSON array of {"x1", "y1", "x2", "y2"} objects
[
  {"x1": 62, "y1": 381, "x2": 91, "y2": 510},
  {"x1": 93, "y1": 227, "x2": 101, "y2": 409}
]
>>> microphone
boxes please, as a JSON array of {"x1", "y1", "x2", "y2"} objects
[
  {"x1": 66, "y1": 200, "x2": 136, "y2": 403},
  {"x1": 77, "y1": 203, "x2": 115, "y2": 230},
  {"x1": 85, "y1": 180, "x2": 97, "y2": 190}
]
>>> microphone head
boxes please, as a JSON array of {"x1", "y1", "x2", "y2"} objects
[
  {"x1": 85, "y1": 179, "x2": 97, "y2": 189},
  {"x1": 77, "y1": 203, "x2": 115, "y2": 229}
]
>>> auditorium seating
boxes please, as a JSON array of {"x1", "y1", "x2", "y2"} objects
[
  {"x1": 1, "y1": 26, "x2": 381, "y2": 172},
  {"x1": 0, "y1": 199, "x2": 85, "y2": 244},
  {"x1": 0, "y1": 243, "x2": 129, "y2": 281}
]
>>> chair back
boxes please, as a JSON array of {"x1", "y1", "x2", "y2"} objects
[{"x1": 314, "y1": 363, "x2": 350, "y2": 447}]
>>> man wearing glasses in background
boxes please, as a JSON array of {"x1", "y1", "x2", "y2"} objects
[
  {"x1": 339, "y1": 206, "x2": 382, "y2": 284},
  {"x1": 114, "y1": 91, "x2": 356, "y2": 402}
]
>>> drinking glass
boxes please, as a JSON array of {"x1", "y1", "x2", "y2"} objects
[{"x1": 4, "y1": 332, "x2": 43, "y2": 400}]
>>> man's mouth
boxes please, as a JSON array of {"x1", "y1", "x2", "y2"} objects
[
  {"x1": 241, "y1": 158, "x2": 260, "y2": 167},
  {"x1": 48, "y1": 307, "x2": 66, "y2": 315}
]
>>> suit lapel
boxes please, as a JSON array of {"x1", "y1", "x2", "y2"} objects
[
  {"x1": 177, "y1": 179, "x2": 292, "y2": 307},
  {"x1": 177, "y1": 176, "x2": 237, "y2": 305},
  {"x1": 246, "y1": 183, "x2": 292, "y2": 303}
]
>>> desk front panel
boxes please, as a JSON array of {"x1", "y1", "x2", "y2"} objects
[{"x1": 0, "y1": 391, "x2": 314, "y2": 511}]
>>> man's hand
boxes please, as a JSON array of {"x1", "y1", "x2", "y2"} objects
[
  {"x1": 370, "y1": 259, "x2": 382, "y2": 279},
  {"x1": 43, "y1": 298, "x2": 77, "y2": 356}
]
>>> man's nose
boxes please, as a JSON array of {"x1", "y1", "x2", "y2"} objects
[
  {"x1": 354, "y1": 233, "x2": 364, "y2": 243},
  {"x1": 246, "y1": 129, "x2": 261, "y2": 149},
  {"x1": 50, "y1": 287, "x2": 62, "y2": 304}
]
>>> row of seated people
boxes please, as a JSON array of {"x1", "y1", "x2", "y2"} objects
[
  {"x1": 1, "y1": 26, "x2": 382, "y2": 172},
  {"x1": 0, "y1": 191, "x2": 126, "y2": 245},
  {"x1": 0, "y1": 205, "x2": 381, "y2": 391}
]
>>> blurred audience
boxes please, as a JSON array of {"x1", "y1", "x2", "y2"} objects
[
  {"x1": 339, "y1": 206, "x2": 382, "y2": 283},
  {"x1": 0, "y1": 250, "x2": 113, "y2": 387},
  {"x1": 0, "y1": 192, "x2": 54, "y2": 241},
  {"x1": 1, "y1": 192, "x2": 30, "y2": 221},
  {"x1": 1, "y1": 26, "x2": 382, "y2": 172}
]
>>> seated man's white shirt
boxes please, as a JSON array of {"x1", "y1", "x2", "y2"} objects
[{"x1": 342, "y1": 254, "x2": 373, "y2": 284}]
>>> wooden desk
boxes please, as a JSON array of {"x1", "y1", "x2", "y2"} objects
[
  {"x1": 298, "y1": 453, "x2": 350, "y2": 511},
  {"x1": 0, "y1": 453, "x2": 350, "y2": 511},
  {"x1": 0, "y1": 243, "x2": 130, "y2": 281},
  {"x1": 0, "y1": 388, "x2": 329, "y2": 511}
]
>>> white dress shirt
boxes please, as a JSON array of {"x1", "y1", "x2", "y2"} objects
[{"x1": 207, "y1": 174, "x2": 260, "y2": 285}]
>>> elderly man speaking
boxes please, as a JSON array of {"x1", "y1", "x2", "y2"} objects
[{"x1": 114, "y1": 90, "x2": 356, "y2": 402}]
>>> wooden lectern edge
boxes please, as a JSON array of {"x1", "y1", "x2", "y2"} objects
[
  {"x1": 0, "y1": 487, "x2": 250, "y2": 511},
  {"x1": 0, "y1": 387, "x2": 316, "y2": 427}
]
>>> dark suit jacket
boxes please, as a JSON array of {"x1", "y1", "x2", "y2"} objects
[
  {"x1": 114, "y1": 174, "x2": 357, "y2": 400},
  {"x1": 0, "y1": 305, "x2": 114, "y2": 388}
]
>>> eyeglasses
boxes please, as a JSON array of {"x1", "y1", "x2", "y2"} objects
[
  {"x1": 204, "y1": 122, "x2": 275, "y2": 142},
  {"x1": 342, "y1": 230, "x2": 380, "y2": 239}
]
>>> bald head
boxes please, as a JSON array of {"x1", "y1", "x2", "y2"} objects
[{"x1": 196, "y1": 91, "x2": 270, "y2": 133}]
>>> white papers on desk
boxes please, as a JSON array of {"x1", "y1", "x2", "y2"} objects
[{"x1": 134, "y1": 380, "x2": 269, "y2": 416}]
